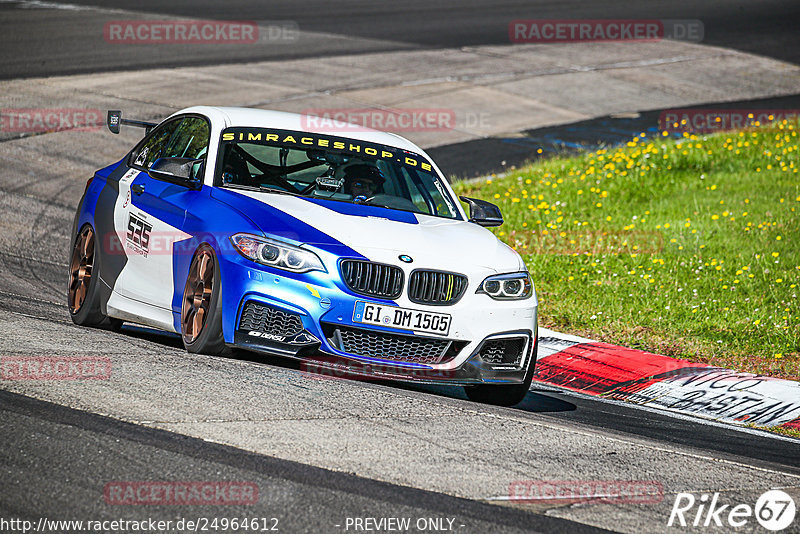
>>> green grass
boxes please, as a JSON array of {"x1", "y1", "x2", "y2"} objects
[
  {"x1": 454, "y1": 120, "x2": 799, "y2": 380},
  {"x1": 744, "y1": 423, "x2": 800, "y2": 439}
]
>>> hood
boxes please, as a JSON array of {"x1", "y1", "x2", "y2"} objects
[{"x1": 211, "y1": 188, "x2": 523, "y2": 273}]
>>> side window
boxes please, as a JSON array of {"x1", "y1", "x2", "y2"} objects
[
  {"x1": 130, "y1": 116, "x2": 210, "y2": 170},
  {"x1": 164, "y1": 117, "x2": 210, "y2": 160}
]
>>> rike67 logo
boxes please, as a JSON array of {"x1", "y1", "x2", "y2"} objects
[{"x1": 668, "y1": 490, "x2": 796, "y2": 531}]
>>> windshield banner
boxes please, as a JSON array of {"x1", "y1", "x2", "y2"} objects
[{"x1": 221, "y1": 127, "x2": 434, "y2": 172}]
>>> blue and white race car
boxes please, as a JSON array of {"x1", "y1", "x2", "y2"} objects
[{"x1": 69, "y1": 106, "x2": 538, "y2": 405}]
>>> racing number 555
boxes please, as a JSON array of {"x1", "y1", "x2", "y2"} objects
[{"x1": 126, "y1": 213, "x2": 152, "y2": 253}]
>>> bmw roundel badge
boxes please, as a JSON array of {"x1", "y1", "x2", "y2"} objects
[{"x1": 399, "y1": 254, "x2": 413, "y2": 263}]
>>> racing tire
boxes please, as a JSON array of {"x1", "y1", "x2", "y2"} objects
[
  {"x1": 463, "y1": 343, "x2": 538, "y2": 407},
  {"x1": 181, "y1": 245, "x2": 229, "y2": 356},
  {"x1": 68, "y1": 224, "x2": 122, "y2": 330}
]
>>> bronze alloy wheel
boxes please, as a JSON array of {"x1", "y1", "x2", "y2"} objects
[
  {"x1": 182, "y1": 249, "x2": 215, "y2": 344},
  {"x1": 68, "y1": 226, "x2": 95, "y2": 314}
]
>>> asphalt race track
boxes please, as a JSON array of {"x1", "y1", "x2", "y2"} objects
[
  {"x1": 1, "y1": 390, "x2": 599, "y2": 534},
  {"x1": 1, "y1": 0, "x2": 799, "y2": 79},
  {"x1": 1, "y1": 1, "x2": 800, "y2": 533}
]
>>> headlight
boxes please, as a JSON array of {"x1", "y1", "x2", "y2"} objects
[
  {"x1": 477, "y1": 272, "x2": 533, "y2": 300},
  {"x1": 230, "y1": 233, "x2": 326, "y2": 273}
]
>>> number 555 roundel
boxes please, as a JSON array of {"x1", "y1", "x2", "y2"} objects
[{"x1": 69, "y1": 106, "x2": 538, "y2": 406}]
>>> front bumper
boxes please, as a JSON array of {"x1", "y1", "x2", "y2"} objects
[
  {"x1": 297, "y1": 329, "x2": 538, "y2": 385},
  {"x1": 217, "y1": 256, "x2": 538, "y2": 385}
]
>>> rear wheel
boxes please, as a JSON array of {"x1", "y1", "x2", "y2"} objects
[
  {"x1": 181, "y1": 245, "x2": 228, "y2": 355},
  {"x1": 68, "y1": 224, "x2": 121, "y2": 330}
]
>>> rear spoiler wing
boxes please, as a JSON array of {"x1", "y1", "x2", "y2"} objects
[{"x1": 107, "y1": 110, "x2": 157, "y2": 135}]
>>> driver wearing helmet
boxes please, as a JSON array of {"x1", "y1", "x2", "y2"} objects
[{"x1": 343, "y1": 164, "x2": 385, "y2": 198}]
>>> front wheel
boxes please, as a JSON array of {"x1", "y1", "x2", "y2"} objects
[{"x1": 181, "y1": 245, "x2": 229, "y2": 355}]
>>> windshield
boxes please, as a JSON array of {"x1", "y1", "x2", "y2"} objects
[{"x1": 216, "y1": 127, "x2": 462, "y2": 220}]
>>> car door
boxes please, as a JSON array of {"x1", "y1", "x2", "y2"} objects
[{"x1": 113, "y1": 115, "x2": 210, "y2": 320}]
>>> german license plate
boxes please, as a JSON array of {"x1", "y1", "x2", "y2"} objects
[{"x1": 353, "y1": 301, "x2": 451, "y2": 336}]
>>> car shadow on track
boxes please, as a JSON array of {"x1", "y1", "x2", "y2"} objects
[
  {"x1": 119, "y1": 324, "x2": 184, "y2": 348},
  {"x1": 117, "y1": 325, "x2": 576, "y2": 414},
  {"x1": 395, "y1": 383, "x2": 577, "y2": 414}
]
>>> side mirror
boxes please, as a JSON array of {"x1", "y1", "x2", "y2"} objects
[
  {"x1": 148, "y1": 157, "x2": 203, "y2": 189},
  {"x1": 459, "y1": 196, "x2": 503, "y2": 227}
]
